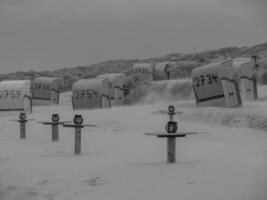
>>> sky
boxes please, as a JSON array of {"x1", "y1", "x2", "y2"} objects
[{"x1": 0, "y1": 0, "x2": 266, "y2": 73}]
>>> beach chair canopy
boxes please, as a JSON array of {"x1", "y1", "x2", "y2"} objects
[
  {"x1": 233, "y1": 57, "x2": 257, "y2": 101},
  {"x1": 154, "y1": 62, "x2": 173, "y2": 72},
  {"x1": 133, "y1": 63, "x2": 154, "y2": 73},
  {"x1": 97, "y1": 73, "x2": 126, "y2": 106},
  {"x1": 0, "y1": 80, "x2": 32, "y2": 112},
  {"x1": 133, "y1": 63, "x2": 154, "y2": 81},
  {"x1": 191, "y1": 59, "x2": 242, "y2": 107},
  {"x1": 72, "y1": 78, "x2": 110, "y2": 109},
  {"x1": 32, "y1": 77, "x2": 61, "y2": 104}
]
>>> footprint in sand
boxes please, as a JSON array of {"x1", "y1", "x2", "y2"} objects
[
  {"x1": 37, "y1": 179, "x2": 49, "y2": 185},
  {"x1": 44, "y1": 193, "x2": 56, "y2": 200},
  {"x1": 112, "y1": 126, "x2": 127, "y2": 133},
  {"x1": 82, "y1": 177, "x2": 109, "y2": 186},
  {"x1": 6, "y1": 184, "x2": 18, "y2": 191},
  {"x1": 0, "y1": 157, "x2": 10, "y2": 161}
]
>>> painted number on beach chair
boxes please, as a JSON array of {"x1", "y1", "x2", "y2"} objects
[
  {"x1": 74, "y1": 90, "x2": 98, "y2": 99},
  {"x1": 0, "y1": 90, "x2": 22, "y2": 99},
  {"x1": 193, "y1": 73, "x2": 218, "y2": 87},
  {"x1": 34, "y1": 83, "x2": 50, "y2": 91}
]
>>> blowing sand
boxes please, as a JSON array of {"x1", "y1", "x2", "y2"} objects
[{"x1": 0, "y1": 86, "x2": 266, "y2": 200}]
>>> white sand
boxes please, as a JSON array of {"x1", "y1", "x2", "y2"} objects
[{"x1": 0, "y1": 88, "x2": 267, "y2": 200}]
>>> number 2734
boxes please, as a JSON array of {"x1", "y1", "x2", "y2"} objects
[{"x1": 193, "y1": 73, "x2": 218, "y2": 87}]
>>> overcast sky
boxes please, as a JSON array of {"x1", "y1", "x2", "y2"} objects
[{"x1": 0, "y1": 0, "x2": 266, "y2": 73}]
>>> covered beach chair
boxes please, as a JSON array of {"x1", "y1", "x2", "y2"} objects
[
  {"x1": 0, "y1": 80, "x2": 32, "y2": 113},
  {"x1": 133, "y1": 63, "x2": 154, "y2": 81},
  {"x1": 72, "y1": 78, "x2": 110, "y2": 110},
  {"x1": 32, "y1": 77, "x2": 61, "y2": 105},
  {"x1": 191, "y1": 59, "x2": 242, "y2": 107},
  {"x1": 233, "y1": 57, "x2": 258, "y2": 101},
  {"x1": 97, "y1": 73, "x2": 126, "y2": 106},
  {"x1": 154, "y1": 62, "x2": 173, "y2": 80}
]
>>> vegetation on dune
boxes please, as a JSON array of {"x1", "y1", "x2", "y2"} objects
[{"x1": 0, "y1": 42, "x2": 267, "y2": 92}]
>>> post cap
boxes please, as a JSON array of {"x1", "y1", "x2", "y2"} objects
[
  {"x1": 19, "y1": 113, "x2": 27, "y2": 121},
  {"x1": 52, "y1": 114, "x2": 60, "y2": 123},
  {"x1": 165, "y1": 121, "x2": 178, "y2": 133},
  {"x1": 74, "y1": 115, "x2": 83, "y2": 125},
  {"x1": 168, "y1": 105, "x2": 175, "y2": 114}
]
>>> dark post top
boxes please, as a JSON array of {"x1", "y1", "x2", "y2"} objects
[
  {"x1": 166, "y1": 105, "x2": 178, "y2": 133},
  {"x1": 168, "y1": 105, "x2": 175, "y2": 122},
  {"x1": 168, "y1": 105, "x2": 175, "y2": 114},
  {"x1": 74, "y1": 115, "x2": 83, "y2": 125},
  {"x1": 145, "y1": 105, "x2": 199, "y2": 137},
  {"x1": 52, "y1": 114, "x2": 60, "y2": 123},
  {"x1": 62, "y1": 114, "x2": 84, "y2": 128},
  {"x1": 41, "y1": 113, "x2": 65, "y2": 125},
  {"x1": 17, "y1": 112, "x2": 28, "y2": 123}
]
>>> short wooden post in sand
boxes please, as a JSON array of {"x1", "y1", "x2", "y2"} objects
[
  {"x1": 165, "y1": 105, "x2": 179, "y2": 163},
  {"x1": 17, "y1": 113, "x2": 28, "y2": 139},
  {"x1": 41, "y1": 114, "x2": 64, "y2": 141},
  {"x1": 10, "y1": 113, "x2": 35, "y2": 139},
  {"x1": 63, "y1": 115, "x2": 84, "y2": 155},
  {"x1": 62, "y1": 115, "x2": 96, "y2": 155},
  {"x1": 146, "y1": 105, "x2": 197, "y2": 164}
]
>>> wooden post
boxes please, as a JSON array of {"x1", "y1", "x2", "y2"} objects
[
  {"x1": 75, "y1": 127, "x2": 82, "y2": 155},
  {"x1": 18, "y1": 113, "x2": 28, "y2": 139},
  {"x1": 145, "y1": 105, "x2": 197, "y2": 164},
  {"x1": 170, "y1": 114, "x2": 173, "y2": 122},
  {"x1": 41, "y1": 122, "x2": 61, "y2": 141},
  {"x1": 63, "y1": 123, "x2": 84, "y2": 155},
  {"x1": 11, "y1": 113, "x2": 35, "y2": 139},
  {"x1": 253, "y1": 78, "x2": 258, "y2": 100},
  {"x1": 167, "y1": 105, "x2": 176, "y2": 163},
  {"x1": 62, "y1": 115, "x2": 88, "y2": 155},
  {"x1": 62, "y1": 123, "x2": 83, "y2": 155},
  {"x1": 20, "y1": 121, "x2": 26, "y2": 139},
  {"x1": 42, "y1": 114, "x2": 62, "y2": 142},
  {"x1": 51, "y1": 124, "x2": 59, "y2": 141},
  {"x1": 168, "y1": 105, "x2": 175, "y2": 122},
  {"x1": 167, "y1": 137, "x2": 176, "y2": 163}
]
